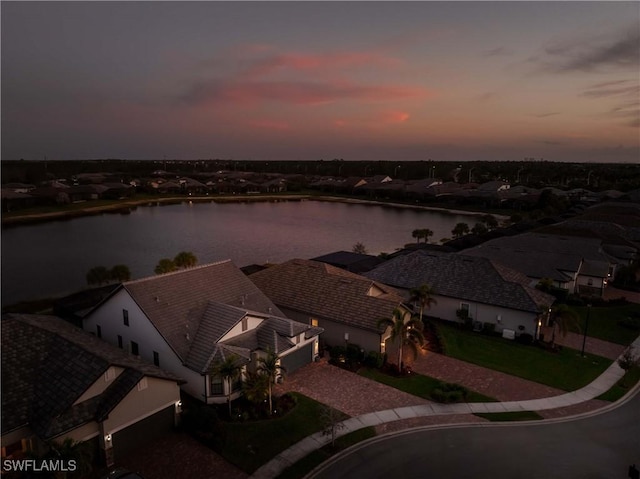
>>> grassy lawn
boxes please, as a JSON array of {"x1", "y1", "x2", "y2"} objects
[
  {"x1": 358, "y1": 367, "x2": 497, "y2": 403},
  {"x1": 474, "y1": 411, "x2": 543, "y2": 422},
  {"x1": 596, "y1": 367, "x2": 640, "y2": 402},
  {"x1": 436, "y1": 322, "x2": 612, "y2": 391},
  {"x1": 276, "y1": 427, "x2": 376, "y2": 479},
  {"x1": 188, "y1": 393, "x2": 348, "y2": 474},
  {"x1": 569, "y1": 304, "x2": 640, "y2": 345}
]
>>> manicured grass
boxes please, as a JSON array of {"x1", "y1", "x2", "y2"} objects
[
  {"x1": 596, "y1": 367, "x2": 640, "y2": 402},
  {"x1": 276, "y1": 427, "x2": 376, "y2": 479},
  {"x1": 474, "y1": 411, "x2": 543, "y2": 422},
  {"x1": 569, "y1": 304, "x2": 640, "y2": 345},
  {"x1": 358, "y1": 367, "x2": 498, "y2": 403},
  {"x1": 436, "y1": 322, "x2": 612, "y2": 391},
  {"x1": 214, "y1": 393, "x2": 348, "y2": 474}
]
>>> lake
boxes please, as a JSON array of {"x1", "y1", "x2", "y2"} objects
[{"x1": 1, "y1": 199, "x2": 479, "y2": 305}]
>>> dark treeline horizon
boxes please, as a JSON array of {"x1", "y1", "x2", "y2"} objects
[{"x1": 3, "y1": 159, "x2": 639, "y2": 191}]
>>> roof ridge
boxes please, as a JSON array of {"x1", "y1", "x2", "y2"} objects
[{"x1": 124, "y1": 259, "x2": 233, "y2": 285}]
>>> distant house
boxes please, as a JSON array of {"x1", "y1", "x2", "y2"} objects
[
  {"x1": 365, "y1": 250, "x2": 555, "y2": 339},
  {"x1": 83, "y1": 261, "x2": 322, "y2": 404},
  {"x1": 249, "y1": 259, "x2": 408, "y2": 354},
  {"x1": 462, "y1": 232, "x2": 617, "y2": 296},
  {"x1": 310, "y1": 250, "x2": 383, "y2": 274},
  {"x1": 1, "y1": 314, "x2": 183, "y2": 468}
]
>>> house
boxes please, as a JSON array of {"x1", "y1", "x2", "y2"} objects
[
  {"x1": 1, "y1": 314, "x2": 184, "y2": 468},
  {"x1": 364, "y1": 250, "x2": 555, "y2": 339},
  {"x1": 248, "y1": 259, "x2": 408, "y2": 354},
  {"x1": 310, "y1": 250, "x2": 383, "y2": 274},
  {"x1": 82, "y1": 261, "x2": 322, "y2": 404},
  {"x1": 462, "y1": 232, "x2": 617, "y2": 296}
]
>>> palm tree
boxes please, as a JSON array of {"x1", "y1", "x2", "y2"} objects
[
  {"x1": 174, "y1": 251, "x2": 198, "y2": 269},
  {"x1": 86, "y1": 266, "x2": 110, "y2": 286},
  {"x1": 45, "y1": 437, "x2": 93, "y2": 479},
  {"x1": 242, "y1": 371, "x2": 269, "y2": 410},
  {"x1": 210, "y1": 354, "x2": 242, "y2": 417},
  {"x1": 549, "y1": 304, "x2": 580, "y2": 348},
  {"x1": 257, "y1": 348, "x2": 286, "y2": 415},
  {"x1": 421, "y1": 228, "x2": 433, "y2": 243},
  {"x1": 452, "y1": 222, "x2": 470, "y2": 239},
  {"x1": 409, "y1": 284, "x2": 437, "y2": 323},
  {"x1": 109, "y1": 264, "x2": 131, "y2": 282},
  {"x1": 377, "y1": 308, "x2": 425, "y2": 372},
  {"x1": 155, "y1": 258, "x2": 177, "y2": 274}
]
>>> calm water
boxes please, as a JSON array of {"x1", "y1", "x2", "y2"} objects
[{"x1": 1, "y1": 199, "x2": 477, "y2": 304}]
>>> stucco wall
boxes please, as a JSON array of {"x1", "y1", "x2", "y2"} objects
[{"x1": 84, "y1": 289, "x2": 203, "y2": 399}]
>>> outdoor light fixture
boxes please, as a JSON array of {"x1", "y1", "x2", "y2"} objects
[{"x1": 105, "y1": 434, "x2": 112, "y2": 445}]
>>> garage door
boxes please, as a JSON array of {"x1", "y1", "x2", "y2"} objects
[
  {"x1": 112, "y1": 405, "x2": 174, "y2": 460},
  {"x1": 281, "y1": 344, "x2": 313, "y2": 374}
]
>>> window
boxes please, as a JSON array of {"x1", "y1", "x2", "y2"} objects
[
  {"x1": 130, "y1": 341, "x2": 139, "y2": 356},
  {"x1": 210, "y1": 376, "x2": 223, "y2": 395},
  {"x1": 137, "y1": 377, "x2": 148, "y2": 391},
  {"x1": 96, "y1": 325, "x2": 102, "y2": 338},
  {"x1": 117, "y1": 335, "x2": 123, "y2": 349},
  {"x1": 123, "y1": 309, "x2": 129, "y2": 326},
  {"x1": 153, "y1": 351, "x2": 160, "y2": 367},
  {"x1": 311, "y1": 318, "x2": 319, "y2": 327}
]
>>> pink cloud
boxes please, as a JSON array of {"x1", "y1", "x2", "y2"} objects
[
  {"x1": 383, "y1": 110, "x2": 410, "y2": 123},
  {"x1": 248, "y1": 119, "x2": 291, "y2": 131},
  {"x1": 244, "y1": 50, "x2": 402, "y2": 77},
  {"x1": 184, "y1": 80, "x2": 427, "y2": 106}
]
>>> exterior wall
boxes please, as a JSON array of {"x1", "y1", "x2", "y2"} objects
[
  {"x1": 404, "y1": 290, "x2": 539, "y2": 337},
  {"x1": 279, "y1": 306, "x2": 382, "y2": 353},
  {"x1": 576, "y1": 274, "x2": 605, "y2": 296},
  {"x1": 73, "y1": 366, "x2": 124, "y2": 404},
  {"x1": 221, "y1": 315, "x2": 264, "y2": 341},
  {"x1": 84, "y1": 289, "x2": 204, "y2": 400},
  {"x1": 103, "y1": 376, "x2": 180, "y2": 437}
]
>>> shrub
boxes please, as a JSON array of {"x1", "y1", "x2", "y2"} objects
[
  {"x1": 182, "y1": 403, "x2": 226, "y2": 447},
  {"x1": 516, "y1": 333, "x2": 534, "y2": 345},
  {"x1": 482, "y1": 322, "x2": 496, "y2": 335},
  {"x1": 364, "y1": 351, "x2": 384, "y2": 369},
  {"x1": 346, "y1": 343, "x2": 363, "y2": 363},
  {"x1": 619, "y1": 317, "x2": 640, "y2": 331},
  {"x1": 329, "y1": 346, "x2": 346, "y2": 362},
  {"x1": 430, "y1": 382, "x2": 469, "y2": 403}
]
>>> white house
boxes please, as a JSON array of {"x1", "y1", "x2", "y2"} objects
[
  {"x1": 83, "y1": 260, "x2": 322, "y2": 404},
  {"x1": 365, "y1": 250, "x2": 556, "y2": 339}
]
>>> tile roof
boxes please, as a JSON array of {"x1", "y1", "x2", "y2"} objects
[
  {"x1": 461, "y1": 232, "x2": 613, "y2": 281},
  {"x1": 249, "y1": 259, "x2": 406, "y2": 333},
  {"x1": 364, "y1": 250, "x2": 555, "y2": 313},
  {"x1": 121, "y1": 260, "x2": 284, "y2": 362},
  {"x1": 184, "y1": 302, "x2": 323, "y2": 374},
  {"x1": 1, "y1": 314, "x2": 183, "y2": 438}
]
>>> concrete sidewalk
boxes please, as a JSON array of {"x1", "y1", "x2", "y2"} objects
[{"x1": 251, "y1": 336, "x2": 639, "y2": 479}]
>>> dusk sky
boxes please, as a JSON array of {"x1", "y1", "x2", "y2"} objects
[{"x1": 2, "y1": 1, "x2": 639, "y2": 163}]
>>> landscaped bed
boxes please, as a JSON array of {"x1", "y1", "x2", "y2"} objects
[
  {"x1": 358, "y1": 367, "x2": 497, "y2": 403},
  {"x1": 569, "y1": 304, "x2": 640, "y2": 345},
  {"x1": 182, "y1": 392, "x2": 348, "y2": 474}
]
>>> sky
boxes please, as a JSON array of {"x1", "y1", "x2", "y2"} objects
[{"x1": 2, "y1": 1, "x2": 639, "y2": 163}]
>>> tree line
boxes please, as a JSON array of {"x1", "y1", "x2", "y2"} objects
[{"x1": 86, "y1": 251, "x2": 198, "y2": 286}]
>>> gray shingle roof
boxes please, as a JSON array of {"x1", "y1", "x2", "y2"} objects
[
  {"x1": 1, "y1": 314, "x2": 183, "y2": 438},
  {"x1": 249, "y1": 259, "x2": 406, "y2": 333},
  {"x1": 364, "y1": 250, "x2": 555, "y2": 313},
  {"x1": 122, "y1": 260, "x2": 284, "y2": 362}
]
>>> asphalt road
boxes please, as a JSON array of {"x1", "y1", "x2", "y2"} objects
[{"x1": 310, "y1": 391, "x2": 640, "y2": 479}]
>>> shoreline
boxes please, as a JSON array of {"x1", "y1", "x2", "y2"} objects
[{"x1": 1, "y1": 194, "x2": 508, "y2": 227}]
